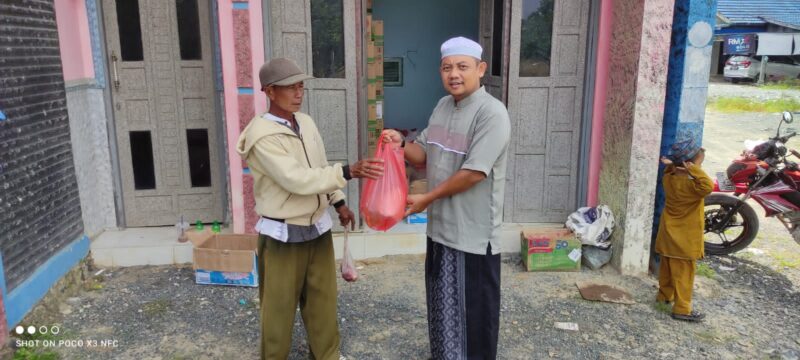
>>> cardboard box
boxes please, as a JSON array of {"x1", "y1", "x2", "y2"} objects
[
  {"x1": 520, "y1": 228, "x2": 581, "y2": 272},
  {"x1": 368, "y1": 81, "x2": 377, "y2": 100},
  {"x1": 372, "y1": 20, "x2": 384, "y2": 44},
  {"x1": 368, "y1": 102, "x2": 378, "y2": 120},
  {"x1": 189, "y1": 231, "x2": 260, "y2": 287},
  {"x1": 406, "y1": 212, "x2": 427, "y2": 224},
  {"x1": 409, "y1": 179, "x2": 427, "y2": 195},
  {"x1": 366, "y1": 14, "x2": 372, "y2": 40},
  {"x1": 367, "y1": 44, "x2": 376, "y2": 66},
  {"x1": 367, "y1": 77, "x2": 381, "y2": 100}
]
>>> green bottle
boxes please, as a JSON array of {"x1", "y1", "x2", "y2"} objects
[
  {"x1": 212, "y1": 221, "x2": 221, "y2": 233},
  {"x1": 195, "y1": 220, "x2": 204, "y2": 231}
]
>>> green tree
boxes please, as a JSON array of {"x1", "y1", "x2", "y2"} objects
[
  {"x1": 520, "y1": 0, "x2": 554, "y2": 76},
  {"x1": 311, "y1": 0, "x2": 345, "y2": 78}
]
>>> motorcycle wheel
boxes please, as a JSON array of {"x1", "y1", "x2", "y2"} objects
[{"x1": 704, "y1": 193, "x2": 759, "y2": 255}]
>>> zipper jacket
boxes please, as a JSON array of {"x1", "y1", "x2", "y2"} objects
[{"x1": 236, "y1": 112, "x2": 346, "y2": 226}]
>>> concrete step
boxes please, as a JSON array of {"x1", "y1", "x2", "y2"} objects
[
  {"x1": 90, "y1": 227, "x2": 195, "y2": 267},
  {"x1": 90, "y1": 223, "x2": 545, "y2": 268}
]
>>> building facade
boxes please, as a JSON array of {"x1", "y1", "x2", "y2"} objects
[{"x1": 0, "y1": 0, "x2": 719, "y2": 333}]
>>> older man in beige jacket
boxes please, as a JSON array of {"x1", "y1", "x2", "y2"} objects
[{"x1": 237, "y1": 58, "x2": 382, "y2": 360}]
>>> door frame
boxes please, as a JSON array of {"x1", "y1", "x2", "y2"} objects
[
  {"x1": 505, "y1": 0, "x2": 593, "y2": 222},
  {"x1": 576, "y1": 0, "x2": 601, "y2": 208},
  {"x1": 263, "y1": 0, "x2": 361, "y2": 229},
  {"x1": 97, "y1": 0, "x2": 229, "y2": 228},
  {"x1": 480, "y1": 0, "x2": 512, "y2": 104}
]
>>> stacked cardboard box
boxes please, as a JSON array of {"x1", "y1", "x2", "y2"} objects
[
  {"x1": 366, "y1": 14, "x2": 384, "y2": 154},
  {"x1": 406, "y1": 179, "x2": 428, "y2": 224}
]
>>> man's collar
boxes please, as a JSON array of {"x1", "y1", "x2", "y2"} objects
[
  {"x1": 262, "y1": 112, "x2": 302, "y2": 136},
  {"x1": 453, "y1": 86, "x2": 486, "y2": 108},
  {"x1": 263, "y1": 112, "x2": 292, "y2": 126}
]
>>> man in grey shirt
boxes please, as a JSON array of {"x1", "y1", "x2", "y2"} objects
[{"x1": 384, "y1": 36, "x2": 511, "y2": 359}]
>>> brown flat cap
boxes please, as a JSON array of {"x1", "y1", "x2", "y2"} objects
[{"x1": 259, "y1": 58, "x2": 313, "y2": 87}]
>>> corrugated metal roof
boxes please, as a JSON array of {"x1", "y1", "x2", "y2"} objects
[
  {"x1": 760, "y1": 14, "x2": 800, "y2": 30},
  {"x1": 717, "y1": 0, "x2": 800, "y2": 26}
]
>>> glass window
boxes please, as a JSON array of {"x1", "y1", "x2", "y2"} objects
[
  {"x1": 116, "y1": 0, "x2": 144, "y2": 61},
  {"x1": 176, "y1": 0, "x2": 202, "y2": 60},
  {"x1": 186, "y1": 129, "x2": 212, "y2": 187},
  {"x1": 491, "y1": 0, "x2": 504, "y2": 76},
  {"x1": 519, "y1": 0, "x2": 554, "y2": 77},
  {"x1": 129, "y1": 131, "x2": 156, "y2": 190},
  {"x1": 311, "y1": 0, "x2": 345, "y2": 78}
]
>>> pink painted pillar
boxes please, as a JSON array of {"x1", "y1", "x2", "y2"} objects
[
  {"x1": 250, "y1": 0, "x2": 266, "y2": 116},
  {"x1": 218, "y1": 0, "x2": 245, "y2": 233},
  {"x1": 597, "y1": 0, "x2": 676, "y2": 274},
  {"x1": 54, "y1": 0, "x2": 95, "y2": 82},
  {"x1": 219, "y1": 0, "x2": 264, "y2": 233},
  {"x1": 0, "y1": 291, "x2": 6, "y2": 348},
  {"x1": 586, "y1": 0, "x2": 613, "y2": 207}
]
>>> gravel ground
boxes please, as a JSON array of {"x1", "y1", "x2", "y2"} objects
[{"x1": 10, "y1": 252, "x2": 800, "y2": 360}]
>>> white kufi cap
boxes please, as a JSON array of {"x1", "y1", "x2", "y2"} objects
[{"x1": 440, "y1": 36, "x2": 482, "y2": 60}]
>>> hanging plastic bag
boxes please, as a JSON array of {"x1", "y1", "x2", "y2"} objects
[
  {"x1": 340, "y1": 228, "x2": 358, "y2": 282},
  {"x1": 565, "y1": 205, "x2": 615, "y2": 249},
  {"x1": 360, "y1": 131, "x2": 407, "y2": 231}
]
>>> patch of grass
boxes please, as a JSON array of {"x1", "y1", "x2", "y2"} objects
[
  {"x1": 734, "y1": 250, "x2": 754, "y2": 260},
  {"x1": 13, "y1": 348, "x2": 59, "y2": 360},
  {"x1": 142, "y1": 299, "x2": 171, "y2": 317},
  {"x1": 760, "y1": 79, "x2": 800, "y2": 90},
  {"x1": 13, "y1": 330, "x2": 64, "y2": 360},
  {"x1": 167, "y1": 354, "x2": 193, "y2": 360},
  {"x1": 694, "y1": 329, "x2": 735, "y2": 345},
  {"x1": 83, "y1": 278, "x2": 103, "y2": 291},
  {"x1": 696, "y1": 262, "x2": 717, "y2": 279},
  {"x1": 652, "y1": 301, "x2": 671, "y2": 314},
  {"x1": 695, "y1": 330, "x2": 716, "y2": 343},
  {"x1": 707, "y1": 96, "x2": 800, "y2": 113},
  {"x1": 772, "y1": 253, "x2": 800, "y2": 269}
]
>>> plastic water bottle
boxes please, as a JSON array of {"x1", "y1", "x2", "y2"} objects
[{"x1": 175, "y1": 215, "x2": 190, "y2": 243}]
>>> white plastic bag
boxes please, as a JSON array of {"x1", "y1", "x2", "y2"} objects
[
  {"x1": 340, "y1": 228, "x2": 358, "y2": 282},
  {"x1": 744, "y1": 139, "x2": 766, "y2": 152},
  {"x1": 565, "y1": 205, "x2": 614, "y2": 249}
]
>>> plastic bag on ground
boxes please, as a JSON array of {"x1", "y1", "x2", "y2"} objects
[
  {"x1": 565, "y1": 205, "x2": 614, "y2": 249},
  {"x1": 360, "y1": 131, "x2": 407, "y2": 231},
  {"x1": 340, "y1": 229, "x2": 358, "y2": 282}
]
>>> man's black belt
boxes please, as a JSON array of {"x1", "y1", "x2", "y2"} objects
[{"x1": 262, "y1": 216, "x2": 285, "y2": 223}]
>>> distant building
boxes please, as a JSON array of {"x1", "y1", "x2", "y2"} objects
[{"x1": 711, "y1": 0, "x2": 800, "y2": 75}]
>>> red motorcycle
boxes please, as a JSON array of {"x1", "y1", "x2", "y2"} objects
[{"x1": 705, "y1": 111, "x2": 800, "y2": 255}]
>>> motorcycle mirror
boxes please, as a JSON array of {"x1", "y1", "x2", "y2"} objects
[{"x1": 783, "y1": 111, "x2": 794, "y2": 124}]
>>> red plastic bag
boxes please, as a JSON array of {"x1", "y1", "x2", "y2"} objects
[
  {"x1": 360, "y1": 131, "x2": 408, "y2": 231},
  {"x1": 340, "y1": 228, "x2": 358, "y2": 282}
]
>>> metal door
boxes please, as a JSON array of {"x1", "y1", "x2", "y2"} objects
[
  {"x1": 268, "y1": 0, "x2": 359, "y2": 223},
  {"x1": 479, "y1": 0, "x2": 510, "y2": 102},
  {"x1": 506, "y1": 0, "x2": 591, "y2": 222},
  {"x1": 103, "y1": 0, "x2": 223, "y2": 226}
]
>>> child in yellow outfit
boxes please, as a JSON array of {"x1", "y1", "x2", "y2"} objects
[{"x1": 655, "y1": 138, "x2": 713, "y2": 322}]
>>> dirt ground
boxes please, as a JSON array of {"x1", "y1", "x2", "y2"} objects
[
  {"x1": 7, "y1": 82, "x2": 800, "y2": 360},
  {"x1": 9, "y1": 253, "x2": 800, "y2": 360}
]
